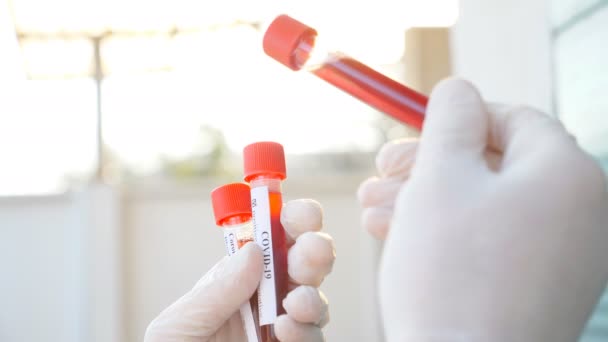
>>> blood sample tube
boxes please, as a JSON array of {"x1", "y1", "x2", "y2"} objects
[
  {"x1": 243, "y1": 142, "x2": 288, "y2": 342},
  {"x1": 262, "y1": 14, "x2": 428, "y2": 131},
  {"x1": 210, "y1": 182, "x2": 260, "y2": 342}
]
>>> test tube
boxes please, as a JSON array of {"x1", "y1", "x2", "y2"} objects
[
  {"x1": 262, "y1": 14, "x2": 428, "y2": 131},
  {"x1": 210, "y1": 182, "x2": 260, "y2": 342},
  {"x1": 243, "y1": 142, "x2": 288, "y2": 342}
]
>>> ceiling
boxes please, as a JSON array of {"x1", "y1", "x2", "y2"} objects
[
  {"x1": 9, "y1": 0, "x2": 270, "y2": 35},
  {"x1": 6, "y1": 0, "x2": 459, "y2": 78},
  {"x1": 9, "y1": 0, "x2": 459, "y2": 35}
]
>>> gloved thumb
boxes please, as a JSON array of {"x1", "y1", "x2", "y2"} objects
[
  {"x1": 145, "y1": 242, "x2": 263, "y2": 342},
  {"x1": 417, "y1": 78, "x2": 489, "y2": 166}
]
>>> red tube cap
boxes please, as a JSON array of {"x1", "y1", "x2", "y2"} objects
[
  {"x1": 263, "y1": 14, "x2": 317, "y2": 71},
  {"x1": 211, "y1": 183, "x2": 252, "y2": 226},
  {"x1": 243, "y1": 141, "x2": 286, "y2": 182}
]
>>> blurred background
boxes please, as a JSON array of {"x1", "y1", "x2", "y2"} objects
[{"x1": 1, "y1": 0, "x2": 607, "y2": 341}]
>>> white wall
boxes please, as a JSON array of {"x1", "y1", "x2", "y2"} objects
[
  {"x1": 72, "y1": 184, "x2": 124, "y2": 342},
  {"x1": 0, "y1": 195, "x2": 81, "y2": 342},
  {"x1": 449, "y1": 0, "x2": 554, "y2": 113},
  {"x1": 0, "y1": 185, "x2": 122, "y2": 342}
]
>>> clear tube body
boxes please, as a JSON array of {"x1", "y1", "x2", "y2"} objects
[
  {"x1": 219, "y1": 215, "x2": 260, "y2": 342},
  {"x1": 248, "y1": 175, "x2": 287, "y2": 342},
  {"x1": 292, "y1": 37, "x2": 428, "y2": 130},
  {"x1": 221, "y1": 215, "x2": 255, "y2": 253}
]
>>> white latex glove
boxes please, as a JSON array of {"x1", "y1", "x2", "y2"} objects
[
  {"x1": 358, "y1": 78, "x2": 608, "y2": 341},
  {"x1": 145, "y1": 199, "x2": 334, "y2": 342}
]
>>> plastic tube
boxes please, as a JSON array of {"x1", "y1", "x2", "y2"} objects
[
  {"x1": 211, "y1": 182, "x2": 261, "y2": 342},
  {"x1": 262, "y1": 14, "x2": 428, "y2": 131},
  {"x1": 243, "y1": 142, "x2": 288, "y2": 342}
]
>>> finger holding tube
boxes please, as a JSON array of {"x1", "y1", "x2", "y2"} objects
[
  {"x1": 375, "y1": 138, "x2": 419, "y2": 178},
  {"x1": 144, "y1": 243, "x2": 263, "y2": 342},
  {"x1": 281, "y1": 199, "x2": 323, "y2": 239},
  {"x1": 274, "y1": 315, "x2": 325, "y2": 342},
  {"x1": 361, "y1": 206, "x2": 394, "y2": 240},
  {"x1": 287, "y1": 231, "x2": 335, "y2": 287},
  {"x1": 282, "y1": 285, "x2": 329, "y2": 326}
]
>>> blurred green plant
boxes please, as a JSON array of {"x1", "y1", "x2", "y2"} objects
[{"x1": 159, "y1": 125, "x2": 240, "y2": 180}]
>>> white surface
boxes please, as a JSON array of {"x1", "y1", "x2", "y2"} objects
[
  {"x1": 449, "y1": 0, "x2": 554, "y2": 114},
  {"x1": 0, "y1": 185, "x2": 122, "y2": 342},
  {"x1": 0, "y1": 195, "x2": 79, "y2": 342},
  {"x1": 552, "y1": 0, "x2": 598, "y2": 26},
  {"x1": 72, "y1": 184, "x2": 124, "y2": 342}
]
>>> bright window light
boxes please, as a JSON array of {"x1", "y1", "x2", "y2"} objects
[
  {"x1": 0, "y1": 79, "x2": 97, "y2": 195},
  {"x1": 3, "y1": 0, "x2": 459, "y2": 193},
  {"x1": 20, "y1": 39, "x2": 93, "y2": 78}
]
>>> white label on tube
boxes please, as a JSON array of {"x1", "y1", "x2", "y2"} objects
[
  {"x1": 251, "y1": 186, "x2": 277, "y2": 325},
  {"x1": 223, "y1": 231, "x2": 238, "y2": 256},
  {"x1": 223, "y1": 230, "x2": 259, "y2": 342},
  {"x1": 240, "y1": 302, "x2": 258, "y2": 342}
]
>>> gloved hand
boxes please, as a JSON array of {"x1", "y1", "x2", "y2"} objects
[
  {"x1": 144, "y1": 199, "x2": 334, "y2": 342},
  {"x1": 358, "y1": 78, "x2": 608, "y2": 341}
]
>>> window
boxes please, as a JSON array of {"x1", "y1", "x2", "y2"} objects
[
  {"x1": 0, "y1": 79, "x2": 98, "y2": 195},
  {"x1": 553, "y1": 0, "x2": 608, "y2": 172},
  {"x1": 552, "y1": 1, "x2": 608, "y2": 340},
  {"x1": 2, "y1": 0, "x2": 457, "y2": 195}
]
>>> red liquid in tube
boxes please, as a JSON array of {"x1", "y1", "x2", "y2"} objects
[
  {"x1": 244, "y1": 142, "x2": 289, "y2": 342},
  {"x1": 262, "y1": 14, "x2": 428, "y2": 131},
  {"x1": 311, "y1": 55, "x2": 427, "y2": 130}
]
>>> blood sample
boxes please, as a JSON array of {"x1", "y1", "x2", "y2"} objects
[
  {"x1": 243, "y1": 142, "x2": 288, "y2": 342},
  {"x1": 262, "y1": 14, "x2": 428, "y2": 131},
  {"x1": 210, "y1": 182, "x2": 261, "y2": 342}
]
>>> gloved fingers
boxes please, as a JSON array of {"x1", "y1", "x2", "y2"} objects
[
  {"x1": 357, "y1": 139, "x2": 415, "y2": 240},
  {"x1": 418, "y1": 78, "x2": 489, "y2": 166},
  {"x1": 281, "y1": 199, "x2": 323, "y2": 240},
  {"x1": 317, "y1": 308, "x2": 330, "y2": 328},
  {"x1": 284, "y1": 282, "x2": 330, "y2": 328},
  {"x1": 375, "y1": 138, "x2": 418, "y2": 178},
  {"x1": 274, "y1": 315, "x2": 325, "y2": 342},
  {"x1": 288, "y1": 232, "x2": 335, "y2": 287},
  {"x1": 484, "y1": 147, "x2": 503, "y2": 172},
  {"x1": 283, "y1": 285, "x2": 329, "y2": 326},
  {"x1": 361, "y1": 206, "x2": 393, "y2": 240},
  {"x1": 144, "y1": 243, "x2": 263, "y2": 342},
  {"x1": 357, "y1": 176, "x2": 403, "y2": 208},
  {"x1": 486, "y1": 103, "x2": 570, "y2": 167},
  {"x1": 285, "y1": 282, "x2": 331, "y2": 326},
  {"x1": 487, "y1": 103, "x2": 561, "y2": 150}
]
